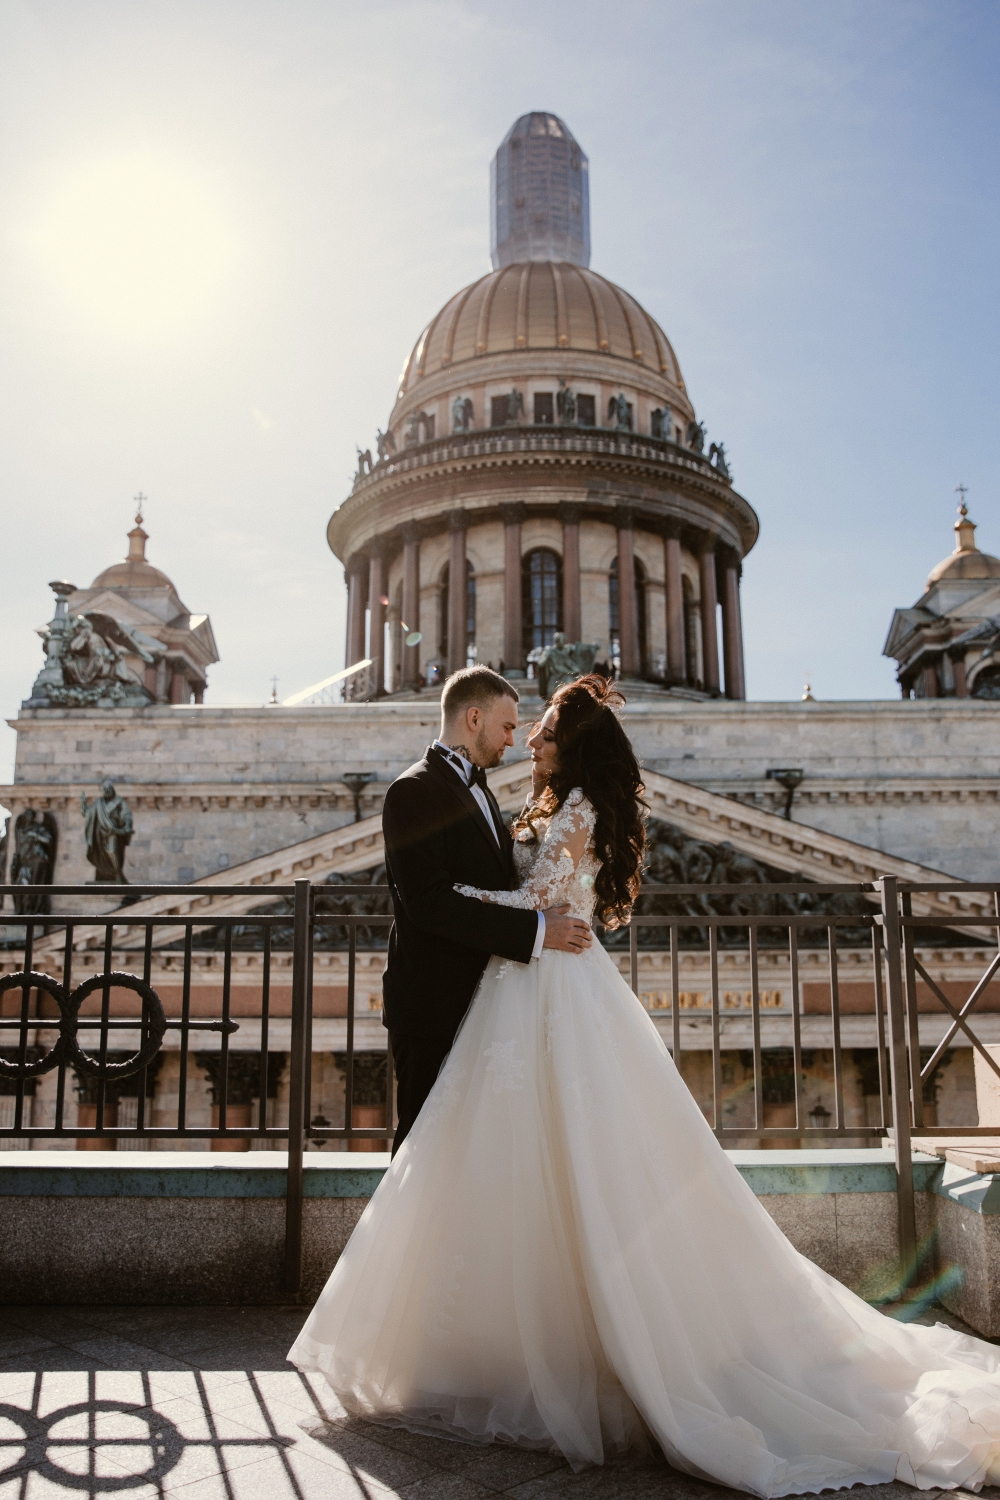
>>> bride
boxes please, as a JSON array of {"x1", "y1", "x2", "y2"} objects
[{"x1": 290, "y1": 674, "x2": 1000, "y2": 1495}]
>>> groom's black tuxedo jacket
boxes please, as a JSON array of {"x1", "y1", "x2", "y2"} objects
[{"x1": 381, "y1": 745, "x2": 537, "y2": 1049}]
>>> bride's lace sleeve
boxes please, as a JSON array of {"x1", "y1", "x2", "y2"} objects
[{"x1": 456, "y1": 791, "x2": 596, "y2": 911}]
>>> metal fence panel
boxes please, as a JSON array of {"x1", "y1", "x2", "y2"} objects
[{"x1": 3, "y1": 876, "x2": 999, "y2": 1295}]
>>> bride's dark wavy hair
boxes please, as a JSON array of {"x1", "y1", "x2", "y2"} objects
[{"x1": 529, "y1": 674, "x2": 646, "y2": 930}]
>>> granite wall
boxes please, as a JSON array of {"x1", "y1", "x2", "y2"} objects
[{"x1": 3, "y1": 696, "x2": 1000, "y2": 887}]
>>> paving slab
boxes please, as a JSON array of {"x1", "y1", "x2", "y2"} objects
[{"x1": 2, "y1": 1305, "x2": 998, "y2": 1500}]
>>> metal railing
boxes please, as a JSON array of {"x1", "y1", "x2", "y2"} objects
[
  {"x1": 0, "y1": 881, "x2": 393, "y2": 1297},
  {"x1": 2, "y1": 876, "x2": 998, "y2": 1294}
]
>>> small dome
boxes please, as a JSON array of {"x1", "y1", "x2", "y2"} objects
[
  {"x1": 926, "y1": 503, "x2": 1000, "y2": 586},
  {"x1": 397, "y1": 262, "x2": 686, "y2": 395},
  {"x1": 90, "y1": 516, "x2": 180, "y2": 595},
  {"x1": 927, "y1": 551, "x2": 1000, "y2": 585},
  {"x1": 90, "y1": 557, "x2": 177, "y2": 591}
]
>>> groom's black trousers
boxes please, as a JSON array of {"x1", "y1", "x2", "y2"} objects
[{"x1": 390, "y1": 1031, "x2": 453, "y2": 1156}]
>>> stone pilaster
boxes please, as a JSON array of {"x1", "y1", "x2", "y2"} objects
[
  {"x1": 401, "y1": 525, "x2": 420, "y2": 690},
  {"x1": 501, "y1": 503, "x2": 525, "y2": 673},
  {"x1": 561, "y1": 504, "x2": 582, "y2": 642},
  {"x1": 447, "y1": 510, "x2": 467, "y2": 676},
  {"x1": 699, "y1": 546, "x2": 720, "y2": 694},
  {"x1": 663, "y1": 528, "x2": 685, "y2": 684},
  {"x1": 616, "y1": 508, "x2": 640, "y2": 678}
]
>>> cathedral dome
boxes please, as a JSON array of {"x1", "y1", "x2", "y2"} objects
[
  {"x1": 331, "y1": 112, "x2": 755, "y2": 707},
  {"x1": 397, "y1": 262, "x2": 687, "y2": 397},
  {"x1": 926, "y1": 504, "x2": 1000, "y2": 586}
]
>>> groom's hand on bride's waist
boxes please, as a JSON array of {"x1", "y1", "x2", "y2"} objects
[{"x1": 541, "y1": 905, "x2": 592, "y2": 954}]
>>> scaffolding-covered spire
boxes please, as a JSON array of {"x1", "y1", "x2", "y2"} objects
[{"x1": 490, "y1": 113, "x2": 590, "y2": 269}]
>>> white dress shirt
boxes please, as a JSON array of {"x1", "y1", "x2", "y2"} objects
[{"x1": 433, "y1": 740, "x2": 545, "y2": 959}]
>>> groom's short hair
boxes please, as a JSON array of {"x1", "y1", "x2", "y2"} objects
[{"x1": 441, "y1": 666, "x2": 519, "y2": 723}]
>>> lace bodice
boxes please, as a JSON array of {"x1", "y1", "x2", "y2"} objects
[{"x1": 456, "y1": 789, "x2": 600, "y2": 922}]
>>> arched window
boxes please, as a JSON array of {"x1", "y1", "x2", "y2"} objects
[
  {"x1": 608, "y1": 557, "x2": 648, "y2": 674},
  {"x1": 522, "y1": 548, "x2": 563, "y2": 655},
  {"x1": 440, "y1": 561, "x2": 476, "y2": 664}
]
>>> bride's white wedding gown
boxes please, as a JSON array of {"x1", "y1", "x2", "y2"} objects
[{"x1": 289, "y1": 790, "x2": 1000, "y2": 1495}]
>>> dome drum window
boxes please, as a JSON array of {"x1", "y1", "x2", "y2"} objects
[{"x1": 523, "y1": 549, "x2": 563, "y2": 657}]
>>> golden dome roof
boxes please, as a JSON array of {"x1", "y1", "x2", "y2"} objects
[
  {"x1": 397, "y1": 261, "x2": 686, "y2": 393},
  {"x1": 927, "y1": 503, "x2": 1000, "y2": 586}
]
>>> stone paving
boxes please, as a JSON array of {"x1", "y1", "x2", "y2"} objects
[{"x1": 0, "y1": 1304, "x2": 995, "y2": 1500}]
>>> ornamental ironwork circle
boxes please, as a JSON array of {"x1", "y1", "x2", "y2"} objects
[
  {"x1": 0, "y1": 1399, "x2": 184, "y2": 1489},
  {"x1": 0, "y1": 971, "x2": 68, "y2": 1077},
  {"x1": 0, "y1": 969, "x2": 166, "y2": 1083}
]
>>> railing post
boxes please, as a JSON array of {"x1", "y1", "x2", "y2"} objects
[
  {"x1": 878, "y1": 876, "x2": 917, "y2": 1280},
  {"x1": 284, "y1": 878, "x2": 311, "y2": 1297}
]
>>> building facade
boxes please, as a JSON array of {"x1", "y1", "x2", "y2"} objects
[
  {"x1": 2, "y1": 115, "x2": 998, "y2": 1151},
  {"x1": 884, "y1": 497, "x2": 1000, "y2": 700}
]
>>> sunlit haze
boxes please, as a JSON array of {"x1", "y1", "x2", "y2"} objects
[{"x1": 1, "y1": 0, "x2": 998, "y2": 787}]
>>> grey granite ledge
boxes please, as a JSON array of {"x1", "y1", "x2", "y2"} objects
[
  {"x1": 0, "y1": 1147, "x2": 943, "y2": 1199},
  {"x1": 932, "y1": 1158, "x2": 1000, "y2": 1215},
  {"x1": 0, "y1": 1151, "x2": 390, "y2": 1197}
]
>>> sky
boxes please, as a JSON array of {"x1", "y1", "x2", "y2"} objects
[{"x1": 1, "y1": 0, "x2": 998, "y2": 789}]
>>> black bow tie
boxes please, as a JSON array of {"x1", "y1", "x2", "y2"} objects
[{"x1": 467, "y1": 764, "x2": 489, "y2": 793}]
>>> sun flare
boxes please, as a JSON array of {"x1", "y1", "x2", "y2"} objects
[{"x1": 22, "y1": 150, "x2": 235, "y2": 339}]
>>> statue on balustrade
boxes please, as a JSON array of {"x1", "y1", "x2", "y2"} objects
[
  {"x1": 452, "y1": 396, "x2": 474, "y2": 434},
  {"x1": 686, "y1": 419, "x2": 706, "y2": 454},
  {"x1": 355, "y1": 447, "x2": 373, "y2": 478},
  {"x1": 709, "y1": 441, "x2": 731, "y2": 480},
  {"x1": 375, "y1": 428, "x2": 396, "y2": 462},
  {"x1": 535, "y1": 634, "x2": 601, "y2": 701},
  {"x1": 504, "y1": 388, "x2": 524, "y2": 425},
  {"x1": 405, "y1": 410, "x2": 435, "y2": 445},
  {"x1": 23, "y1": 582, "x2": 154, "y2": 710},
  {"x1": 608, "y1": 393, "x2": 633, "y2": 431},
  {"x1": 651, "y1": 406, "x2": 673, "y2": 441},
  {"x1": 10, "y1": 809, "x2": 58, "y2": 916},
  {"x1": 80, "y1": 780, "x2": 133, "y2": 884},
  {"x1": 557, "y1": 385, "x2": 577, "y2": 424}
]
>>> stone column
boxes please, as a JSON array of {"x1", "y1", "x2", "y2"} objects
[
  {"x1": 923, "y1": 663, "x2": 939, "y2": 698},
  {"x1": 447, "y1": 510, "x2": 467, "y2": 676},
  {"x1": 719, "y1": 549, "x2": 747, "y2": 700},
  {"x1": 401, "y1": 524, "x2": 420, "y2": 690},
  {"x1": 170, "y1": 671, "x2": 188, "y2": 704},
  {"x1": 345, "y1": 560, "x2": 368, "y2": 669},
  {"x1": 663, "y1": 528, "x2": 685, "y2": 683},
  {"x1": 699, "y1": 546, "x2": 720, "y2": 694},
  {"x1": 561, "y1": 504, "x2": 582, "y2": 642},
  {"x1": 952, "y1": 654, "x2": 968, "y2": 698},
  {"x1": 368, "y1": 548, "x2": 386, "y2": 697},
  {"x1": 501, "y1": 503, "x2": 525, "y2": 673},
  {"x1": 616, "y1": 509, "x2": 641, "y2": 678}
]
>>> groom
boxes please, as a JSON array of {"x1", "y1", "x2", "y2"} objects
[{"x1": 381, "y1": 665, "x2": 592, "y2": 1153}]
